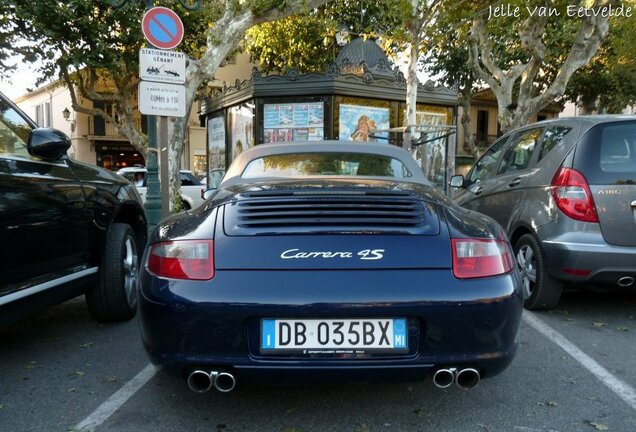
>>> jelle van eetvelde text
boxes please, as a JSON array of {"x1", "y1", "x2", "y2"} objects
[{"x1": 488, "y1": 3, "x2": 632, "y2": 20}]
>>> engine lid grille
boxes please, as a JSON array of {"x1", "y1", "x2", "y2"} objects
[{"x1": 223, "y1": 190, "x2": 439, "y2": 235}]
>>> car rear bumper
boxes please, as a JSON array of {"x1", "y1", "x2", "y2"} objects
[
  {"x1": 138, "y1": 268, "x2": 523, "y2": 384},
  {"x1": 539, "y1": 225, "x2": 636, "y2": 285}
]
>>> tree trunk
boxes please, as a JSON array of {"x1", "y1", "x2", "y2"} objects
[
  {"x1": 404, "y1": 40, "x2": 419, "y2": 150},
  {"x1": 459, "y1": 86, "x2": 478, "y2": 159},
  {"x1": 468, "y1": 3, "x2": 609, "y2": 135}
]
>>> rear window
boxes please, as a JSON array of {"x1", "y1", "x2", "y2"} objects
[
  {"x1": 180, "y1": 172, "x2": 201, "y2": 186},
  {"x1": 575, "y1": 121, "x2": 636, "y2": 184},
  {"x1": 241, "y1": 153, "x2": 413, "y2": 179}
]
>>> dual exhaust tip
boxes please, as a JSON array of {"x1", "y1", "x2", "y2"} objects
[
  {"x1": 188, "y1": 367, "x2": 478, "y2": 392},
  {"x1": 187, "y1": 370, "x2": 236, "y2": 393},
  {"x1": 433, "y1": 367, "x2": 480, "y2": 390}
]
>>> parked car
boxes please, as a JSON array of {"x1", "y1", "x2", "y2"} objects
[
  {"x1": 138, "y1": 141, "x2": 523, "y2": 393},
  {"x1": 201, "y1": 168, "x2": 226, "y2": 190},
  {"x1": 116, "y1": 167, "x2": 206, "y2": 210},
  {"x1": 451, "y1": 116, "x2": 636, "y2": 310},
  {"x1": 0, "y1": 92, "x2": 147, "y2": 325}
]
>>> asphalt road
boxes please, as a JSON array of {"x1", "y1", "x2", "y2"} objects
[{"x1": 1, "y1": 288, "x2": 636, "y2": 432}]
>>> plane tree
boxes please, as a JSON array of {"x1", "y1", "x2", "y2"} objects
[
  {"x1": 467, "y1": 0, "x2": 611, "y2": 132},
  {"x1": 0, "y1": 0, "x2": 331, "y2": 213}
]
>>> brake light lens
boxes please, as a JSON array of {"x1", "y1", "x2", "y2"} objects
[
  {"x1": 147, "y1": 240, "x2": 214, "y2": 280},
  {"x1": 451, "y1": 239, "x2": 514, "y2": 279},
  {"x1": 551, "y1": 167, "x2": 599, "y2": 223}
]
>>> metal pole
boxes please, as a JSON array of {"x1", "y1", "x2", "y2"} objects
[
  {"x1": 159, "y1": 117, "x2": 170, "y2": 218},
  {"x1": 142, "y1": 0, "x2": 162, "y2": 233},
  {"x1": 110, "y1": 0, "x2": 201, "y2": 231}
]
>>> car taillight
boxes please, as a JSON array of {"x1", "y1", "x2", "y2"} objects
[
  {"x1": 551, "y1": 167, "x2": 599, "y2": 223},
  {"x1": 451, "y1": 239, "x2": 514, "y2": 279},
  {"x1": 147, "y1": 240, "x2": 214, "y2": 280}
]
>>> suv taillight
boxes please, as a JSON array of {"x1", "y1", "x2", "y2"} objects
[
  {"x1": 551, "y1": 167, "x2": 599, "y2": 223},
  {"x1": 451, "y1": 239, "x2": 514, "y2": 279},
  {"x1": 147, "y1": 240, "x2": 214, "y2": 280}
]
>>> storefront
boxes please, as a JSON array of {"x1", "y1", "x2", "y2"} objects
[
  {"x1": 95, "y1": 142, "x2": 145, "y2": 171},
  {"x1": 201, "y1": 38, "x2": 458, "y2": 190}
]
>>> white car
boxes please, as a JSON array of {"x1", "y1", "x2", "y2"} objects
[{"x1": 116, "y1": 167, "x2": 206, "y2": 210}]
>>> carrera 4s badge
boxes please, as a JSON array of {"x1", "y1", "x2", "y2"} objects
[{"x1": 281, "y1": 249, "x2": 385, "y2": 260}]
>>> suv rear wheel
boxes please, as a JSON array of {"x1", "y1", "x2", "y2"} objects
[
  {"x1": 86, "y1": 223, "x2": 138, "y2": 321},
  {"x1": 515, "y1": 234, "x2": 563, "y2": 310}
]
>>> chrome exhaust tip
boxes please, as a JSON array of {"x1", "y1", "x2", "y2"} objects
[
  {"x1": 187, "y1": 370, "x2": 213, "y2": 393},
  {"x1": 456, "y1": 368, "x2": 480, "y2": 390},
  {"x1": 213, "y1": 372, "x2": 236, "y2": 393},
  {"x1": 432, "y1": 368, "x2": 456, "y2": 388},
  {"x1": 618, "y1": 276, "x2": 635, "y2": 287}
]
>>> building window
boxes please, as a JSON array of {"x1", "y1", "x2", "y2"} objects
[
  {"x1": 476, "y1": 110, "x2": 488, "y2": 143},
  {"x1": 35, "y1": 102, "x2": 52, "y2": 128}
]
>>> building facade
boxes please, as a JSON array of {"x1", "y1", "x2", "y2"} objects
[{"x1": 14, "y1": 53, "x2": 254, "y2": 177}]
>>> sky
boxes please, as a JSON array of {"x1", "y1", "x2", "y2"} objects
[{"x1": 0, "y1": 56, "x2": 43, "y2": 100}]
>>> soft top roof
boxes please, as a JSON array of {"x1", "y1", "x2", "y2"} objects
[{"x1": 221, "y1": 141, "x2": 428, "y2": 188}]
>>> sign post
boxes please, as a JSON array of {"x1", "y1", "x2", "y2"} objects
[
  {"x1": 138, "y1": 4, "x2": 186, "y2": 230},
  {"x1": 108, "y1": 0, "x2": 198, "y2": 230}
]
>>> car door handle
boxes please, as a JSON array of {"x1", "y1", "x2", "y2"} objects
[
  {"x1": 508, "y1": 177, "x2": 522, "y2": 188},
  {"x1": 474, "y1": 186, "x2": 483, "y2": 195}
]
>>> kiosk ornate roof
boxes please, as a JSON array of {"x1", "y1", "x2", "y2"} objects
[{"x1": 201, "y1": 39, "x2": 457, "y2": 113}]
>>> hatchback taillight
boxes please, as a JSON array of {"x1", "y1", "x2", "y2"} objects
[
  {"x1": 451, "y1": 239, "x2": 514, "y2": 279},
  {"x1": 147, "y1": 240, "x2": 214, "y2": 280},
  {"x1": 551, "y1": 167, "x2": 599, "y2": 223}
]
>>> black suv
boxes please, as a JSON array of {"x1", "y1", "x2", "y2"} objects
[{"x1": 0, "y1": 92, "x2": 147, "y2": 324}]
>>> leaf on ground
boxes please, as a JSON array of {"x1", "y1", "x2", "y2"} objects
[
  {"x1": 72, "y1": 371, "x2": 86, "y2": 377},
  {"x1": 107, "y1": 376, "x2": 118, "y2": 383},
  {"x1": 592, "y1": 321, "x2": 607, "y2": 327},
  {"x1": 546, "y1": 400, "x2": 558, "y2": 407},
  {"x1": 565, "y1": 317, "x2": 574, "y2": 322},
  {"x1": 617, "y1": 326, "x2": 629, "y2": 332},
  {"x1": 587, "y1": 421, "x2": 609, "y2": 431},
  {"x1": 25, "y1": 361, "x2": 41, "y2": 369},
  {"x1": 67, "y1": 388, "x2": 77, "y2": 393},
  {"x1": 354, "y1": 424, "x2": 370, "y2": 432},
  {"x1": 79, "y1": 342, "x2": 93, "y2": 349},
  {"x1": 550, "y1": 309, "x2": 570, "y2": 316},
  {"x1": 0, "y1": 404, "x2": 4, "y2": 410}
]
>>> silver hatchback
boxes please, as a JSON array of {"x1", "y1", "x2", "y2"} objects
[{"x1": 452, "y1": 116, "x2": 636, "y2": 310}]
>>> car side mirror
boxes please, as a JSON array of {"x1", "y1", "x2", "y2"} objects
[
  {"x1": 202, "y1": 188, "x2": 217, "y2": 200},
  {"x1": 449, "y1": 174, "x2": 465, "y2": 188},
  {"x1": 28, "y1": 128, "x2": 71, "y2": 161}
]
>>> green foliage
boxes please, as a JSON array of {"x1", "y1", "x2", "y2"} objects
[
  {"x1": 565, "y1": 9, "x2": 636, "y2": 113},
  {"x1": 425, "y1": 1, "x2": 476, "y2": 90},
  {"x1": 245, "y1": 0, "x2": 410, "y2": 74},
  {"x1": 0, "y1": 0, "x2": 217, "y2": 89},
  {"x1": 246, "y1": 15, "x2": 335, "y2": 73}
]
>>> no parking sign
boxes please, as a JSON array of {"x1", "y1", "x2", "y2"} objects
[{"x1": 141, "y1": 6, "x2": 184, "y2": 50}]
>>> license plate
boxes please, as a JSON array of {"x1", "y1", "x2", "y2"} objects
[{"x1": 260, "y1": 318, "x2": 407, "y2": 352}]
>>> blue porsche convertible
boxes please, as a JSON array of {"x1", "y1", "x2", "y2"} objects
[{"x1": 138, "y1": 142, "x2": 523, "y2": 393}]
